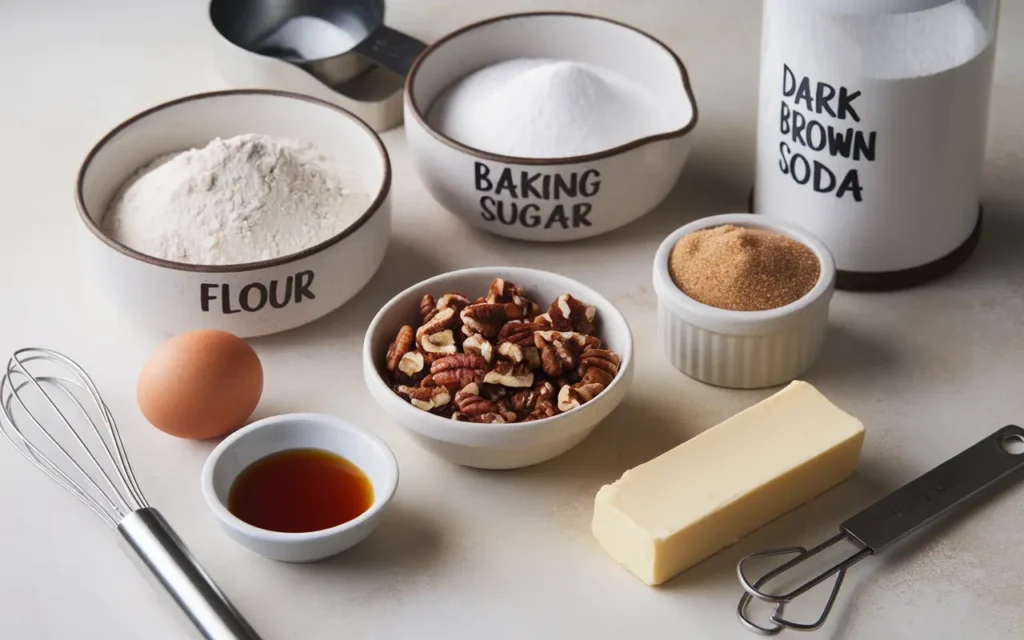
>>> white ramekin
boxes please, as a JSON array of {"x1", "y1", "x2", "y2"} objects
[
  {"x1": 201, "y1": 413, "x2": 398, "y2": 563},
  {"x1": 652, "y1": 213, "x2": 836, "y2": 389}
]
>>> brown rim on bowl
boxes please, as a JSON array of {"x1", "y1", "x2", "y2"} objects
[
  {"x1": 75, "y1": 89, "x2": 392, "y2": 274},
  {"x1": 404, "y1": 11, "x2": 700, "y2": 166}
]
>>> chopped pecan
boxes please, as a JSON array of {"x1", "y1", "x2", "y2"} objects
[
  {"x1": 385, "y1": 325, "x2": 415, "y2": 372},
  {"x1": 547, "y1": 294, "x2": 596, "y2": 334},
  {"x1": 454, "y1": 382, "x2": 497, "y2": 417},
  {"x1": 533, "y1": 313, "x2": 553, "y2": 331},
  {"x1": 461, "y1": 302, "x2": 522, "y2": 337},
  {"x1": 524, "y1": 400, "x2": 557, "y2": 421},
  {"x1": 486, "y1": 278, "x2": 541, "y2": 317},
  {"x1": 437, "y1": 293, "x2": 472, "y2": 313},
  {"x1": 397, "y1": 350, "x2": 426, "y2": 379},
  {"x1": 496, "y1": 320, "x2": 540, "y2": 347},
  {"x1": 578, "y1": 349, "x2": 621, "y2": 386},
  {"x1": 483, "y1": 361, "x2": 534, "y2": 388},
  {"x1": 430, "y1": 354, "x2": 488, "y2": 390},
  {"x1": 533, "y1": 330, "x2": 601, "y2": 351},
  {"x1": 420, "y1": 329, "x2": 458, "y2": 355},
  {"x1": 450, "y1": 383, "x2": 515, "y2": 424},
  {"x1": 416, "y1": 306, "x2": 457, "y2": 341},
  {"x1": 419, "y1": 295, "x2": 437, "y2": 324},
  {"x1": 557, "y1": 382, "x2": 606, "y2": 412},
  {"x1": 509, "y1": 380, "x2": 555, "y2": 415},
  {"x1": 463, "y1": 333, "x2": 494, "y2": 363},
  {"x1": 533, "y1": 331, "x2": 598, "y2": 378},
  {"x1": 397, "y1": 385, "x2": 452, "y2": 412}
]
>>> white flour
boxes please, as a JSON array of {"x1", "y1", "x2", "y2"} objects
[
  {"x1": 103, "y1": 134, "x2": 370, "y2": 266},
  {"x1": 426, "y1": 58, "x2": 675, "y2": 158}
]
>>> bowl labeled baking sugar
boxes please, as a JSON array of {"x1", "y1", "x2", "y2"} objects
[
  {"x1": 669, "y1": 225, "x2": 820, "y2": 311},
  {"x1": 103, "y1": 133, "x2": 371, "y2": 265},
  {"x1": 426, "y1": 58, "x2": 677, "y2": 158}
]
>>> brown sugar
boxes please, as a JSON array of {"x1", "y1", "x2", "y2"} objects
[{"x1": 669, "y1": 225, "x2": 820, "y2": 311}]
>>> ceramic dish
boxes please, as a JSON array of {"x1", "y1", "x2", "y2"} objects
[
  {"x1": 201, "y1": 413, "x2": 398, "y2": 562},
  {"x1": 652, "y1": 214, "x2": 836, "y2": 389},
  {"x1": 404, "y1": 12, "x2": 698, "y2": 242},
  {"x1": 363, "y1": 266, "x2": 634, "y2": 469},
  {"x1": 76, "y1": 90, "x2": 392, "y2": 338}
]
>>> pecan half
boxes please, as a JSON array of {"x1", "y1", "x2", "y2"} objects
[
  {"x1": 533, "y1": 330, "x2": 601, "y2": 351},
  {"x1": 463, "y1": 333, "x2": 494, "y2": 364},
  {"x1": 557, "y1": 382, "x2": 606, "y2": 412},
  {"x1": 397, "y1": 350, "x2": 426, "y2": 379},
  {"x1": 496, "y1": 320, "x2": 540, "y2": 347},
  {"x1": 397, "y1": 385, "x2": 452, "y2": 412},
  {"x1": 430, "y1": 354, "x2": 488, "y2": 390},
  {"x1": 578, "y1": 349, "x2": 621, "y2": 386},
  {"x1": 419, "y1": 295, "x2": 437, "y2": 324},
  {"x1": 461, "y1": 302, "x2": 522, "y2": 337},
  {"x1": 486, "y1": 278, "x2": 541, "y2": 317},
  {"x1": 385, "y1": 325, "x2": 415, "y2": 372},
  {"x1": 416, "y1": 306, "x2": 457, "y2": 341},
  {"x1": 420, "y1": 329, "x2": 458, "y2": 355},
  {"x1": 451, "y1": 383, "x2": 516, "y2": 423},
  {"x1": 496, "y1": 341, "x2": 541, "y2": 371},
  {"x1": 533, "y1": 313, "x2": 553, "y2": 331},
  {"x1": 547, "y1": 294, "x2": 596, "y2": 334},
  {"x1": 437, "y1": 293, "x2": 473, "y2": 313},
  {"x1": 483, "y1": 361, "x2": 534, "y2": 388},
  {"x1": 454, "y1": 382, "x2": 496, "y2": 417},
  {"x1": 509, "y1": 380, "x2": 555, "y2": 416},
  {"x1": 534, "y1": 331, "x2": 599, "y2": 378}
]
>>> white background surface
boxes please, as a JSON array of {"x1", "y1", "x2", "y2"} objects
[{"x1": 1, "y1": 1, "x2": 1022, "y2": 638}]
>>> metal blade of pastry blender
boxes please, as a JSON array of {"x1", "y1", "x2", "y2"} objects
[{"x1": 737, "y1": 425, "x2": 1024, "y2": 634}]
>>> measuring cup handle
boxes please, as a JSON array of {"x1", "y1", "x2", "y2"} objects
[{"x1": 353, "y1": 25, "x2": 427, "y2": 78}]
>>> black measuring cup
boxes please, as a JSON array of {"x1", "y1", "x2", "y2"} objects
[{"x1": 210, "y1": 0, "x2": 427, "y2": 86}]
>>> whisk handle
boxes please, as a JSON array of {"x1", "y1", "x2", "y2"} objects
[{"x1": 117, "y1": 508, "x2": 264, "y2": 640}]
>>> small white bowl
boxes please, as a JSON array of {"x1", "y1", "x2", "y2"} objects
[
  {"x1": 652, "y1": 214, "x2": 836, "y2": 389},
  {"x1": 76, "y1": 90, "x2": 393, "y2": 338},
  {"x1": 201, "y1": 413, "x2": 398, "y2": 562},
  {"x1": 404, "y1": 12, "x2": 698, "y2": 242},
  {"x1": 363, "y1": 267, "x2": 634, "y2": 469}
]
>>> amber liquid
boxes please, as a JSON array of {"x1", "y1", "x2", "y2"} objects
[{"x1": 227, "y1": 448, "x2": 374, "y2": 533}]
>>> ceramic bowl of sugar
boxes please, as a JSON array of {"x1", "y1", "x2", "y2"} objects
[
  {"x1": 404, "y1": 12, "x2": 698, "y2": 242},
  {"x1": 76, "y1": 89, "x2": 392, "y2": 338}
]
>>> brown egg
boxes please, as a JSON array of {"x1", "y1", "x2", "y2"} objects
[{"x1": 137, "y1": 330, "x2": 263, "y2": 440}]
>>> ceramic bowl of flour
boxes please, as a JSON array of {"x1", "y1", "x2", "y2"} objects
[
  {"x1": 404, "y1": 12, "x2": 698, "y2": 242},
  {"x1": 76, "y1": 89, "x2": 392, "y2": 338}
]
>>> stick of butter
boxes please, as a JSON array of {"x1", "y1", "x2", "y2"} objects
[{"x1": 592, "y1": 380, "x2": 865, "y2": 585}]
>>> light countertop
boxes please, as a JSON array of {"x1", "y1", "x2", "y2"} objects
[{"x1": 1, "y1": 1, "x2": 1022, "y2": 638}]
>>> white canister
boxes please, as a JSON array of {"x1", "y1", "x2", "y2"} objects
[{"x1": 753, "y1": 0, "x2": 999, "y2": 289}]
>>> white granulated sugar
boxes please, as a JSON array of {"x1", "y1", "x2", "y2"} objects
[
  {"x1": 786, "y1": 0, "x2": 990, "y2": 79},
  {"x1": 103, "y1": 134, "x2": 371, "y2": 266},
  {"x1": 847, "y1": 1, "x2": 989, "y2": 78},
  {"x1": 427, "y1": 58, "x2": 675, "y2": 158}
]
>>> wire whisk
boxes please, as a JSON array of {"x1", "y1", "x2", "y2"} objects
[
  {"x1": 0, "y1": 347, "x2": 263, "y2": 640},
  {"x1": 1, "y1": 348, "x2": 148, "y2": 526}
]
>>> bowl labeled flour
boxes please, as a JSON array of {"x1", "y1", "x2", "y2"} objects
[{"x1": 103, "y1": 133, "x2": 371, "y2": 266}]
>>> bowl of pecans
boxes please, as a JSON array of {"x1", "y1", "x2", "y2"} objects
[{"x1": 363, "y1": 267, "x2": 634, "y2": 469}]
